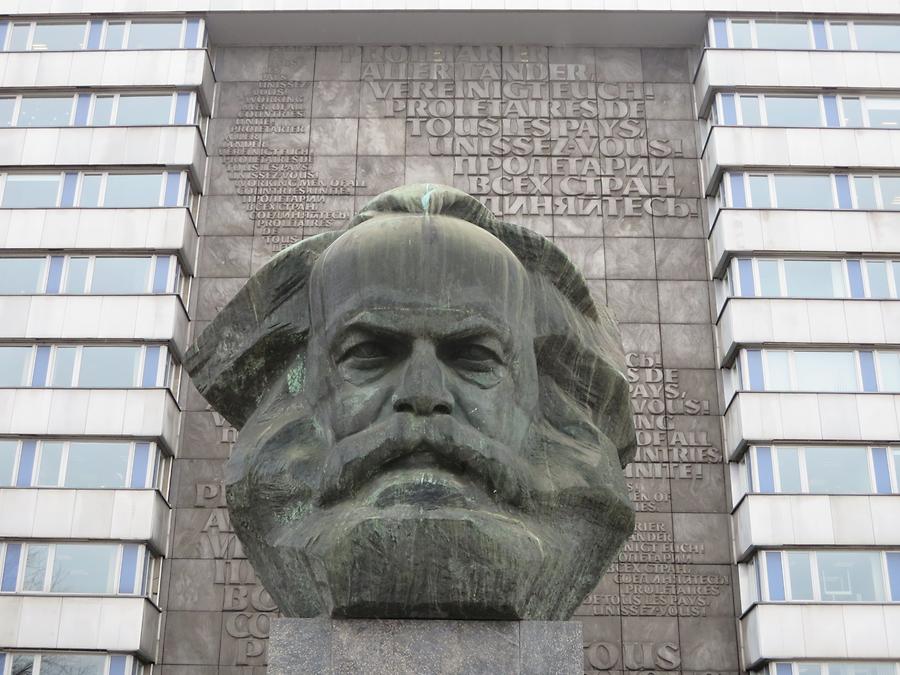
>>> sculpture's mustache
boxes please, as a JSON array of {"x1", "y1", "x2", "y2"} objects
[{"x1": 317, "y1": 413, "x2": 530, "y2": 508}]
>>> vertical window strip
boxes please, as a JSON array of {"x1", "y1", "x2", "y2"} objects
[
  {"x1": 184, "y1": 18, "x2": 201, "y2": 49},
  {"x1": 74, "y1": 94, "x2": 91, "y2": 126},
  {"x1": 131, "y1": 442, "x2": 150, "y2": 489},
  {"x1": 823, "y1": 96, "x2": 840, "y2": 127},
  {"x1": 87, "y1": 20, "x2": 103, "y2": 50},
  {"x1": 888, "y1": 552, "x2": 900, "y2": 601},
  {"x1": 174, "y1": 92, "x2": 191, "y2": 124},
  {"x1": 729, "y1": 173, "x2": 746, "y2": 207},
  {"x1": 118, "y1": 544, "x2": 139, "y2": 594},
  {"x1": 60, "y1": 172, "x2": 79, "y2": 208},
  {"x1": 847, "y1": 260, "x2": 865, "y2": 298},
  {"x1": 835, "y1": 175, "x2": 852, "y2": 208},
  {"x1": 31, "y1": 346, "x2": 50, "y2": 387},
  {"x1": 756, "y1": 447, "x2": 775, "y2": 493},
  {"x1": 142, "y1": 346, "x2": 160, "y2": 388},
  {"x1": 738, "y1": 259, "x2": 755, "y2": 296},
  {"x1": 46, "y1": 256, "x2": 64, "y2": 294},
  {"x1": 765, "y1": 551, "x2": 785, "y2": 600},
  {"x1": 872, "y1": 448, "x2": 892, "y2": 494},
  {"x1": 152, "y1": 256, "x2": 170, "y2": 294},
  {"x1": 164, "y1": 172, "x2": 182, "y2": 207},
  {"x1": 746, "y1": 350, "x2": 764, "y2": 390},
  {"x1": 15, "y1": 441, "x2": 35, "y2": 487},
  {"x1": 109, "y1": 655, "x2": 127, "y2": 675},
  {"x1": 859, "y1": 351, "x2": 878, "y2": 392},
  {"x1": 812, "y1": 21, "x2": 828, "y2": 50},
  {"x1": 721, "y1": 94, "x2": 737, "y2": 125},
  {"x1": 1, "y1": 543, "x2": 20, "y2": 592}
]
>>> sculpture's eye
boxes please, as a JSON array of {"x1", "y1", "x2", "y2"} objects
[
  {"x1": 444, "y1": 342, "x2": 501, "y2": 372},
  {"x1": 339, "y1": 340, "x2": 394, "y2": 368}
]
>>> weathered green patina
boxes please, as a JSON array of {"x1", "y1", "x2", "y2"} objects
[{"x1": 186, "y1": 184, "x2": 636, "y2": 620}]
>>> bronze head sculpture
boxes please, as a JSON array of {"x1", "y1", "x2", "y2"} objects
[{"x1": 186, "y1": 184, "x2": 636, "y2": 620}]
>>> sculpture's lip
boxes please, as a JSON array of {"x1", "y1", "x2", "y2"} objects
[{"x1": 362, "y1": 452, "x2": 485, "y2": 510}]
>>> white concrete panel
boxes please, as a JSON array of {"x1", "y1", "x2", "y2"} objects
[
  {"x1": 724, "y1": 393, "x2": 900, "y2": 458},
  {"x1": 0, "y1": 51, "x2": 214, "y2": 113},
  {"x1": 741, "y1": 604, "x2": 900, "y2": 668},
  {"x1": 716, "y1": 299, "x2": 898, "y2": 366},
  {"x1": 695, "y1": 126, "x2": 900, "y2": 192},
  {"x1": 0, "y1": 127, "x2": 206, "y2": 187},
  {"x1": 708, "y1": 210, "x2": 900, "y2": 277},
  {"x1": 733, "y1": 495, "x2": 900, "y2": 558},
  {"x1": 0, "y1": 208, "x2": 199, "y2": 275},
  {"x1": 0, "y1": 489, "x2": 38, "y2": 538},
  {"x1": 0, "y1": 596, "x2": 158, "y2": 660},
  {"x1": 0, "y1": 296, "x2": 188, "y2": 354},
  {"x1": 696, "y1": 50, "x2": 900, "y2": 113},
  {"x1": 0, "y1": 388, "x2": 181, "y2": 454}
]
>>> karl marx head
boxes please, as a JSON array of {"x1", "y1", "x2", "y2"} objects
[{"x1": 186, "y1": 184, "x2": 636, "y2": 620}]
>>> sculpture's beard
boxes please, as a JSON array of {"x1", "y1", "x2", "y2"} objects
[{"x1": 226, "y1": 381, "x2": 634, "y2": 620}]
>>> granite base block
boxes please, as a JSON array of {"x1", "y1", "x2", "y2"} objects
[{"x1": 268, "y1": 617, "x2": 583, "y2": 675}]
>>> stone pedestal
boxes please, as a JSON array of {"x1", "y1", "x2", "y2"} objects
[{"x1": 268, "y1": 617, "x2": 583, "y2": 674}]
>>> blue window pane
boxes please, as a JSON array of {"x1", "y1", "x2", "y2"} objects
[
  {"x1": 0, "y1": 22, "x2": 7, "y2": 51},
  {"x1": 109, "y1": 655, "x2": 126, "y2": 675},
  {"x1": 721, "y1": 94, "x2": 737, "y2": 125},
  {"x1": 746, "y1": 350, "x2": 764, "y2": 391},
  {"x1": 713, "y1": 19, "x2": 728, "y2": 48},
  {"x1": 164, "y1": 172, "x2": 181, "y2": 207},
  {"x1": 174, "y1": 92, "x2": 191, "y2": 124},
  {"x1": 87, "y1": 20, "x2": 102, "y2": 49},
  {"x1": 74, "y1": 94, "x2": 91, "y2": 126},
  {"x1": 184, "y1": 18, "x2": 200, "y2": 48},
  {"x1": 152, "y1": 256, "x2": 170, "y2": 294},
  {"x1": 16, "y1": 440, "x2": 35, "y2": 487},
  {"x1": 142, "y1": 346, "x2": 160, "y2": 388},
  {"x1": 812, "y1": 21, "x2": 828, "y2": 49},
  {"x1": 1, "y1": 543, "x2": 20, "y2": 591},
  {"x1": 872, "y1": 448, "x2": 892, "y2": 494},
  {"x1": 835, "y1": 174, "x2": 852, "y2": 209},
  {"x1": 118, "y1": 544, "x2": 138, "y2": 593},
  {"x1": 131, "y1": 442, "x2": 150, "y2": 488},
  {"x1": 0, "y1": 653, "x2": 4, "y2": 672},
  {"x1": 738, "y1": 259, "x2": 755, "y2": 296},
  {"x1": 756, "y1": 446, "x2": 775, "y2": 493},
  {"x1": 31, "y1": 345, "x2": 50, "y2": 387},
  {"x1": 823, "y1": 96, "x2": 840, "y2": 127},
  {"x1": 765, "y1": 551, "x2": 785, "y2": 601},
  {"x1": 860, "y1": 351, "x2": 878, "y2": 392},
  {"x1": 46, "y1": 255, "x2": 64, "y2": 294},
  {"x1": 60, "y1": 172, "x2": 78, "y2": 207},
  {"x1": 729, "y1": 174, "x2": 746, "y2": 207},
  {"x1": 847, "y1": 260, "x2": 865, "y2": 298},
  {"x1": 776, "y1": 664, "x2": 793, "y2": 675},
  {"x1": 888, "y1": 552, "x2": 900, "y2": 601}
]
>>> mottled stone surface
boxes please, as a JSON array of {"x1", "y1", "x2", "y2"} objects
[
  {"x1": 186, "y1": 185, "x2": 636, "y2": 620},
  {"x1": 268, "y1": 618, "x2": 582, "y2": 675}
]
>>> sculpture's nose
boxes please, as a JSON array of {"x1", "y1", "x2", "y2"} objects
[{"x1": 392, "y1": 341, "x2": 453, "y2": 416}]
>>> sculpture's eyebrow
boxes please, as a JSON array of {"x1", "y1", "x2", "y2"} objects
[{"x1": 332, "y1": 310, "x2": 512, "y2": 346}]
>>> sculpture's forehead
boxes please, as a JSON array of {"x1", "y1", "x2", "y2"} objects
[{"x1": 313, "y1": 215, "x2": 532, "y2": 329}]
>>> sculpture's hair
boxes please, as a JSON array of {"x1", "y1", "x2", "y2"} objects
[{"x1": 186, "y1": 184, "x2": 635, "y2": 467}]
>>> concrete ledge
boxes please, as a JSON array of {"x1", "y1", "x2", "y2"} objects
[{"x1": 269, "y1": 617, "x2": 582, "y2": 675}]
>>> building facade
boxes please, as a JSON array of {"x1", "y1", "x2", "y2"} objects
[{"x1": 0, "y1": 2, "x2": 898, "y2": 674}]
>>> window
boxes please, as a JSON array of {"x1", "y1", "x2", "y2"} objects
[
  {"x1": 0, "y1": 171, "x2": 191, "y2": 208},
  {"x1": 31, "y1": 23, "x2": 88, "y2": 51},
  {"x1": 0, "y1": 439, "x2": 168, "y2": 491},
  {"x1": 1, "y1": 175, "x2": 60, "y2": 208},
  {"x1": 0, "y1": 344, "x2": 176, "y2": 390},
  {"x1": 764, "y1": 97, "x2": 821, "y2": 127},
  {"x1": 743, "y1": 445, "x2": 895, "y2": 495},
  {"x1": 17, "y1": 96, "x2": 74, "y2": 127},
  {"x1": 0, "y1": 18, "x2": 205, "y2": 51},
  {"x1": 126, "y1": 22, "x2": 183, "y2": 49},
  {"x1": 760, "y1": 550, "x2": 900, "y2": 602},
  {"x1": 0, "y1": 653, "x2": 147, "y2": 675},
  {"x1": 723, "y1": 172, "x2": 900, "y2": 210},
  {"x1": 0, "y1": 91, "x2": 197, "y2": 128},
  {"x1": 737, "y1": 349, "x2": 900, "y2": 393},
  {"x1": 0, "y1": 542, "x2": 159, "y2": 599},
  {"x1": 709, "y1": 18, "x2": 900, "y2": 52}
]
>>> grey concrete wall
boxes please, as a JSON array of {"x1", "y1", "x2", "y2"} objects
[{"x1": 162, "y1": 44, "x2": 737, "y2": 675}]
